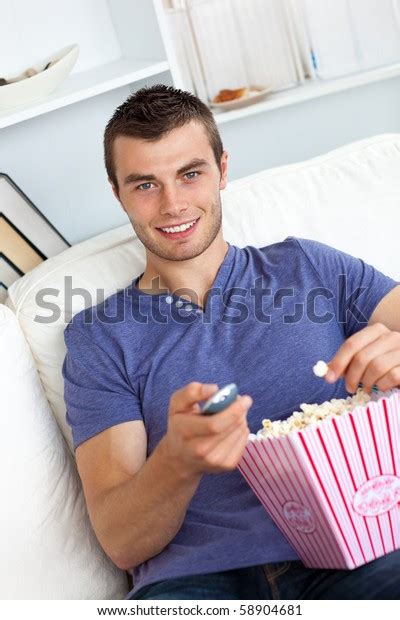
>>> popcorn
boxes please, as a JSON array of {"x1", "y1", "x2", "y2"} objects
[
  {"x1": 258, "y1": 387, "x2": 372, "y2": 438},
  {"x1": 313, "y1": 360, "x2": 329, "y2": 377}
]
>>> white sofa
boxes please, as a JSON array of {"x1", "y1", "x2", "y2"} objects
[{"x1": 1, "y1": 133, "x2": 400, "y2": 599}]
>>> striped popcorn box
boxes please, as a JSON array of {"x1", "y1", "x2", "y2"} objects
[{"x1": 238, "y1": 388, "x2": 400, "y2": 570}]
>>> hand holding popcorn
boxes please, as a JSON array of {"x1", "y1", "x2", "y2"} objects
[{"x1": 322, "y1": 323, "x2": 400, "y2": 394}]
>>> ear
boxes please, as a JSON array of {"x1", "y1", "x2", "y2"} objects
[{"x1": 219, "y1": 151, "x2": 228, "y2": 190}]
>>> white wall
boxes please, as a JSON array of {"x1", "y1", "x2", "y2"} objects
[{"x1": 1, "y1": 73, "x2": 400, "y2": 245}]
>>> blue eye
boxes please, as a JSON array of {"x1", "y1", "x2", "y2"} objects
[
  {"x1": 136, "y1": 182, "x2": 153, "y2": 191},
  {"x1": 136, "y1": 171, "x2": 200, "y2": 191},
  {"x1": 185, "y1": 171, "x2": 199, "y2": 180}
]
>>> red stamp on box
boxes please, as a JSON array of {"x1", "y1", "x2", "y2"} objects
[
  {"x1": 353, "y1": 475, "x2": 400, "y2": 517},
  {"x1": 283, "y1": 501, "x2": 316, "y2": 533}
]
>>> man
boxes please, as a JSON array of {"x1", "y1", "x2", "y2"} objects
[{"x1": 62, "y1": 84, "x2": 400, "y2": 600}]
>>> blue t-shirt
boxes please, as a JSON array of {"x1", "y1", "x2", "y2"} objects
[{"x1": 62, "y1": 237, "x2": 399, "y2": 596}]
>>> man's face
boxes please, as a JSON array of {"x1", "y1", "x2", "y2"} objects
[{"x1": 111, "y1": 120, "x2": 228, "y2": 262}]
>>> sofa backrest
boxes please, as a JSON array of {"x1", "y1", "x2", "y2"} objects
[{"x1": 6, "y1": 133, "x2": 400, "y2": 452}]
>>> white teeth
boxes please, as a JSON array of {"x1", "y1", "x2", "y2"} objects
[{"x1": 160, "y1": 219, "x2": 197, "y2": 233}]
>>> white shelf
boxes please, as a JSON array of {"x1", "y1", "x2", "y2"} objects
[
  {"x1": 0, "y1": 58, "x2": 169, "y2": 129},
  {"x1": 213, "y1": 62, "x2": 400, "y2": 125}
]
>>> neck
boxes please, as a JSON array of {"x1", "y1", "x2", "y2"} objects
[{"x1": 137, "y1": 235, "x2": 229, "y2": 308}]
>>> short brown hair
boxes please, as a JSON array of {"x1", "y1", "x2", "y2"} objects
[{"x1": 104, "y1": 84, "x2": 224, "y2": 191}]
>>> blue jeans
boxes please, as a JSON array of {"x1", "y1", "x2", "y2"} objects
[{"x1": 130, "y1": 550, "x2": 400, "y2": 599}]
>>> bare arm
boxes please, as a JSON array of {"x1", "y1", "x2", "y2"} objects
[
  {"x1": 76, "y1": 382, "x2": 252, "y2": 571},
  {"x1": 81, "y1": 430, "x2": 202, "y2": 570}
]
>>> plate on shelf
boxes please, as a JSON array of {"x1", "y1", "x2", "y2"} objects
[{"x1": 209, "y1": 85, "x2": 273, "y2": 112}]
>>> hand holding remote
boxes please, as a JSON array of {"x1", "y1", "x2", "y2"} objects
[{"x1": 162, "y1": 382, "x2": 252, "y2": 476}]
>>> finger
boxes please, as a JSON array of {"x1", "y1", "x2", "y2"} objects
[
  {"x1": 179, "y1": 395, "x2": 252, "y2": 438},
  {"x1": 170, "y1": 382, "x2": 219, "y2": 415},
  {"x1": 187, "y1": 414, "x2": 249, "y2": 461},
  {"x1": 325, "y1": 323, "x2": 389, "y2": 383},
  {"x1": 206, "y1": 421, "x2": 250, "y2": 470},
  {"x1": 200, "y1": 395, "x2": 252, "y2": 435},
  {"x1": 342, "y1": 331, "x2": 400, "y2": 392},
  {"x1": 361, "y1": 352, "x2": 400, "y2": 393}
]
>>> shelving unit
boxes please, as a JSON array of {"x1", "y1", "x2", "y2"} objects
[
  {"x1": 1, "y1": 0, "x2": 400, "y2": 131},
  {"x1": 213, "y1": 61, "x2": 400, "y2": 125},
  {"x1": 0, "y1": 0, "x2": 168, "y2": 129},
  {"x1": 0, "y1": 59, "x2": 169, "y2": 129},
  {"x1": 1, "y1": 0, "x2": 400, "y2": 248}
]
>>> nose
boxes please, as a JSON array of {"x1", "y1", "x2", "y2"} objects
[{"x1": 159, "y1": 183, "x2": 188, "y2": 217}]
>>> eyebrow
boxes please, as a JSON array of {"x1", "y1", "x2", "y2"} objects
[{"x1": 123, "y1": 158, "x2": 211, "y2": 186}]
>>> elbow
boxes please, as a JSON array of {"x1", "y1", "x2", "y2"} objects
[
  {"x1": 112, "y1": 542, "x2": 163, "y2": 571},
  {"x1": 112, "y1": 554, "x2": 135, "y2": 572},
  {"x1": 89, "y1": 518, "x2": 136, "y2": 571},
  {"x1": 112, "y1": 548, "x2": 147, "y2": 572},
  {"x1": 89, "y1": 500, "x2": 167, "y2": 571},
  {"x1": 99, "y1": 540, "x2": 138, "y2": 572},
  {"x1": 88, "y1": 502, "x2": 138, "y2": 571},
  {"x1": 97, "y1": 535, "x2": 139, "y2": 572}
]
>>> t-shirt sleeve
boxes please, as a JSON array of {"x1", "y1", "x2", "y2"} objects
[
  {"x1": 289, "y1": 237, "x2": 400, "y2": 338},
  {"x1": 62, "y1": 320, "x2": 143, "y2": 452}
]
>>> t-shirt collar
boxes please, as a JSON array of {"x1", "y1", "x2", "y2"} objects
[{"x1": 130, "y1": 242, "x2": 237, "y2": 321}]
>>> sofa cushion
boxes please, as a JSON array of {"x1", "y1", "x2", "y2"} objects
[
  {"x1": 5, "y1": 133, "x2": 400, "y2": 452},
  {"x1": 6, "y1": 224, "x2": 144, "y2": 445},
  {"x1": 0, "y1": 305, "x2": 129, "y2": 599}
]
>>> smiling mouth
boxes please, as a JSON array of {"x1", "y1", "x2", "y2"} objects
[
  {"x1": 157, "y1": 218, "x2": 200, "y2": 232},
  {"x1": 157, "y1": 217, "x2": 200, "y2": 239}
]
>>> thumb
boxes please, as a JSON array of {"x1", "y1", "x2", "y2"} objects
[
  {"x1": 324, "y1": 361, "x2": 337, "y2": 383},
  {"x1": 170, "y1": 382, "x2": 219, "y2": 415}
]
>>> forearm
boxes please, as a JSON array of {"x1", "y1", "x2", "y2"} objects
[{"x1": 90, "y1": 436, "x2": 202, "y2": 570}]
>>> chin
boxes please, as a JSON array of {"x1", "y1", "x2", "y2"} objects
[{"x1": 157, "y1": 243, "x2": 206, "y2": 262}]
